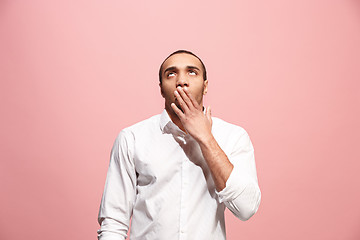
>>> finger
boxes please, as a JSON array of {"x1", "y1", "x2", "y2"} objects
[
  {"x1": 177, "y1": 87, "x2": 195, "y2": 110},
  {"x1": 171, "y1": 102, "x2": 185, "y2": 119},
  {"x1": 174, "y1": 89, "x2": 190, "y2": 113},
  {"x1": 183, "y1": 87, "x2": 201, "y2": 110}
]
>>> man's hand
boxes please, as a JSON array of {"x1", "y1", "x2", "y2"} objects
[
  {"x1": 171, "y1": 86, "x2": 234, "y2": 191},
  {"x1": 171, "y1": 86, "x2": 213, "y2": 143}
]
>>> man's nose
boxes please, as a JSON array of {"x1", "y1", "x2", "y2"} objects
[{"x1": 176, "y1": 74, "x2": 189, "y2": 87}]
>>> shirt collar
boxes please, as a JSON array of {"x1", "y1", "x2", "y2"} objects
[
  {"x1": 159, "y1": 107, "x2": 206, "y2": 134},
  {"x1": 160, "y1": 108, "x2": 191, "y2": 136},
  {"x1": 159, "y1": 108, "x2": 171, "y2": 132}
]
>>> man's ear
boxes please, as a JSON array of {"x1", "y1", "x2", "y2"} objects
[
  {"x1": 203, "y1": 80, "x2": 208, "y2": 95},
  {"x1": 159, "y1": 83, "x2": 164, "y2": 98}
]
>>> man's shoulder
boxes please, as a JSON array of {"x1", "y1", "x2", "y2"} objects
[
  {"x1": 212, "y1": 116, "x2": 247, "y2": 134},
  {"x1": 114, "y1": 113, "x2": 162, "y2": 143},
  {"x1": 211, "y1": 116, "x2": 252, "y2": 150},
  {"x1": 121, "y1": 113, "x2": 161, "y2": 134}
]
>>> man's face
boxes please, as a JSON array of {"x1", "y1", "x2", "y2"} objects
[{"x1": 159, "y1": 53, "x2": 208, "y2": 114}]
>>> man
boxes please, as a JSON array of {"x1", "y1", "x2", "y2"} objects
[{"x1": 97, "y1": 50, "x2": 261, "y2": 240}]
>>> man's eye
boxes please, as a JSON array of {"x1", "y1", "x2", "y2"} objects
[
  {"x1": 167, "y1": 72, "x2": 175, "y2": 77},
  {"x1": 189, "y1": 71, "x2": 197, "y2": 75}
]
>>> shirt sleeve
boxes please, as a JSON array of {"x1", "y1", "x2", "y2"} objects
[
  {"x1": 97, "y1": 130, "x2": 137, "y2": 240},
  {"x1": 215, "y1": 128, "x2": 261, "y2": 221}
]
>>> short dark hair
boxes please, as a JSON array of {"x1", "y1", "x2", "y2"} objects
[{"x1": 159, "y1": 50, "x2": 207, "y2": 84}]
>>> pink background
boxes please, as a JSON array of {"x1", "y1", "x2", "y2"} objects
[{"x1": 1, "y1": 0, "x2": 360, "y2": 239}]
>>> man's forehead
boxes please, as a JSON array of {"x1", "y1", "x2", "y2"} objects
[{"x1": 162, "y1": 53, "x2": 203, "y2": 69}]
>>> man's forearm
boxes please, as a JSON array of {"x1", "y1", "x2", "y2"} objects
[{"x1": 197, "y1": 134, "x2": 234, "y2": 192}]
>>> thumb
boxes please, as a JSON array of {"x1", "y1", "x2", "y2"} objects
[{"x1": 206, "y1": 106, "x2": 212, "y2": 122}]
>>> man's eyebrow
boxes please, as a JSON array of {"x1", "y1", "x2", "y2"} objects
[
  {"x1": 186, "y1": 66, "x2": 200, "y2": 71},
  {"x1": 163, "y1": 66, "x2": 177, "y2": 74},
  {"x1": 163, "y1": 65, "x2": 201, "y2": 75}
]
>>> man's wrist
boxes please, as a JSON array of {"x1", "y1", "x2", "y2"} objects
[{"x1": 197, "y1": 133, "x2": 216, "y2": 147}]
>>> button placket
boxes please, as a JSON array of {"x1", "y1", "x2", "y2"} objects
[{"x1": 179, "y1": 145, "x2": 189, "y2": 240}]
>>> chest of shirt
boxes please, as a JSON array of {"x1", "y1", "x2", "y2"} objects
[{"x1": 132, "y1": 133, "x2": 204, "y2": 183}]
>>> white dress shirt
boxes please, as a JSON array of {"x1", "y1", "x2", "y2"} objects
[{"x1": 97, "y1": 109, "x2": 261, "y2": 240}]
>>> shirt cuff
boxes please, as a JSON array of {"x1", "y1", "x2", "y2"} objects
[{"x1": 215, "y1": 163, "x2": 254, "y2": 203}]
